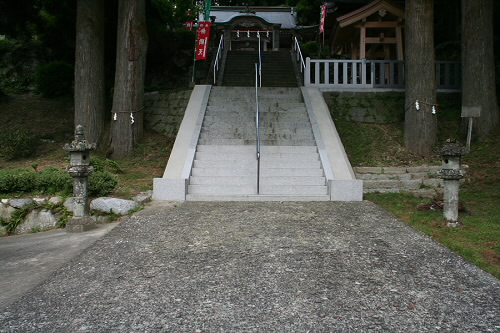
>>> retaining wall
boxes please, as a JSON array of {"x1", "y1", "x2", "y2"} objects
[{"x1": 355, "y1": 166, "x2": 447, "y2": 198}]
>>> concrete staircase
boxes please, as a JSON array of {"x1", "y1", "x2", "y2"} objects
[
  {"x1": 222, "y1": 50, "x2": 298, "y2": 87},
  {"x1": 186, "y1": 86, "x2": 329, "y2": 201}
]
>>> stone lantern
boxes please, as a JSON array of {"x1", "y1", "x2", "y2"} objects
[
  {"x1": 64, "y1": 125, "x2": 97, "y2": 232},
  {"x1": 435, "y1": 141, "x2": 469, "y2": 227}
]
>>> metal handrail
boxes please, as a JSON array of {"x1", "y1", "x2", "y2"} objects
[
  {"x1": 255, "y1": 63, "x2": 261, "y2": 194},
  {"x1": 258, "y1": 34, "x2": 262, "y2": 87},
  {"x1": 293, "y1": 36, "x2": 306, "y2": 73},
  {"x1": 213, "y1": 35, "x2": 224, "y2": 84}
]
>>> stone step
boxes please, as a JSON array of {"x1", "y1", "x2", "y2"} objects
[
  {"x1": 260, "y1": 176, "x2": 326, "y2": 186},
  {"x1": 197, "y1": 138, "x2": 318, "y2": 146},
  {"x1": 189, "y1": 176, "x2": 255, "y2": 185},
  {"x1": 259, "y1": 184, "x2": 328, "y2": 196},
  {"x1": 188, "y1": 184, "x2": 257, "y2": 195},
  {"x1": 185, "y1": 194, "x2": 331, "y2": 201}
]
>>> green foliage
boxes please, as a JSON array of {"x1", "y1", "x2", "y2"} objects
[
  {"x1": 0, "y1": 168, "x2": 36, "y2": 193},
  {"x1": 0, "y1": 128, "x2": 37, "y2": 159},
  {"x1": 0, "y1": 167, "x2": 70, "y2": 195},
  {"x1": 35, "y1": 167, "x2": 72, "y2": 195},
  {"x1": 0, "y1": 39, "x2": 41, "y2": 94},
  {"x1": 90, "y1": 156, "x2": 123, "y2": 174},
  {"x1": 35, "y1": 61, "x2": 73, "y2": 97},
  {"x1": 5, "y1": 204, "x2": 33, "y2": 234},
  {"x1": 89, "y1": 171, "x2": 118, "y2": 197},
  {"x1": 300, "y1": 41, "x2": 319, "y2": 58}
]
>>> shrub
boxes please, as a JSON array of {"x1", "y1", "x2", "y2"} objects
[
  {"x1": 90, "y1": 156, "x2": 123, "y2": 173},
  {"x1": 35, "y1": 167, "x2": 72, "y2": 195},
  {"x1": 35, "y1": 61, "x2": 73, "y2": 97},
  {"x1": 300, "y1": 41, "x2": 319, "y2": 58},
  {"x1": 89, "y1": 171, "x2": 118, "y2": 197},
  {"x1": 0, "y1": 128, "x2": 37, "y2": 159},
  {"x1": 0, "y1": 168, "x2": 36, "y2": 193}
]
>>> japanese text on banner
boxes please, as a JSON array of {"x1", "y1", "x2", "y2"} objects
[
  {"x1": 319, "y1": 5, "x2": 326, "y2": 34},
  {"x1": 196, "y1": 21, "x2": 212, "y2": 60}
]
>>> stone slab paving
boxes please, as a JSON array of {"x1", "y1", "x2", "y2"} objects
[{"x1": 1, "y1": 201, "x2": 499, "y2": 332}]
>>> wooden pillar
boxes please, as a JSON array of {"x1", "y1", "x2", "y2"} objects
[
  {"x1": 396, "y1": 26, "x2": 404, "y2": 60},
  {"x1": 360, "y1": 25, "x2": 366, "y2": 59}
]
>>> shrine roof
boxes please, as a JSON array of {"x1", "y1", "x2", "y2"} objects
[{"x1": 205, "y1": 6, "x2": 298, "y2": 29}]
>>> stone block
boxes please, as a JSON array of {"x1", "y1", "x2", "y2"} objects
[
  {"x1": 90, "y1": 197, "x2": 139, "y2": 215},
  {"x1": 49, "y1": 196, "x2": 64, "y2": 205},
  {"x1": 0, "y1": 202, "x2": 15, "y2": 221},
  {"x1": 382, "y1": 167, "x2": 407, "y2": 174},
  {"x1": 10, "y1": 199, "x2": 34, "y2": 209},
  {"x1": 66, "y1": 216, "x2": 97, "y2": 233},
  {"x1": 407, "y1": 166, "x2": 431, "y2": 173},
  {"x1": 401, "y1": 180, "x2": 423, "y2": 190},
  {"x1": 363, "y1": 180, "x2": 400, "y2": 189},
  {"x1": 16, "y1": 209, "x2": 58, "y2": 234},
  {"x1": 354, "y1": 167, "x2": 383, "y2": 174},
  {"x1": 330, "y1": 180, "x2": 363, "y2": 201}
]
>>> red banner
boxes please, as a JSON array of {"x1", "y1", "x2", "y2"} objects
[
  {"x1": 186, "y1": 21, "x2": 194, "y2": 30},
  {"x1": 319, "y1": 5, "x2": 327, "y2": 34},
  {"x1": 196, "y1": 21, "x2": 211, "y2": 60}
]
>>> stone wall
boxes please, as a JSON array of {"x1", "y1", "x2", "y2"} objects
[
  {"x1": 144, "y1": 89, "x2": 193, "y2": 137},
  {"x1": 355, "y1": 166, "x2": 445, "y2": 198},
  {"x1": 323, "y1": 91, "x2": 405, "y2": 123}
]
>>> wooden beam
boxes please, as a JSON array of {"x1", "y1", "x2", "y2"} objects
[
  {"x1": 355, "y1": 21, "x2": 401, "y2": 28},
  {"x1": 365, "y1": 37, "x2": 397, "y2": 44}
]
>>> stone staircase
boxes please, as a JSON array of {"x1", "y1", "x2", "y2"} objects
[
  {"x1": 222, "y1": 50, "x2": 298, "y2": 87},
  {"x1": 186, "y1": 86, "x2": 329, "y2": 201}
]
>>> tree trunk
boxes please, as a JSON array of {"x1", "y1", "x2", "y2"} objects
[
  {"x1": 462, "y1": 0, "x2": 499, "y2": 140},
  {"x1": 110, "y1": 0, "x2": 148, "y2": 158},
  {"x1": 74, "y1": 0, "x2": 105, "y2": 145},
  {"x1": 404, "y1": 0, "x2": 437, "y2": 156}
]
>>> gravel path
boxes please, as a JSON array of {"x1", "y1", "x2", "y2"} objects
[{"x1": 1, "y1": 201, "x2": 499, "y2": 332}]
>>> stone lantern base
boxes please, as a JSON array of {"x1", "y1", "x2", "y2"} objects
[{"x1": 66, "y1": 216, "x2": 97, "y2": 233}]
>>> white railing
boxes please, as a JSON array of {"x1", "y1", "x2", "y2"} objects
[
  {"x1": 304, "y1": 58, "x2": 461, "y2": 91},
  {"x1": 213, "y1": 35, "x2": 224, "y2": 84},
  {"x1": 293, "y1": 37, "x2": 306, "y2": 73}
]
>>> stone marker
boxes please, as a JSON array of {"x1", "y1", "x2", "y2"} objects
[
  {"x1": 435, "y1": 141, "x2": 469, "y2": 227},
  {"x1": 63, "y1": 125, "x2": 97, "y2": 233}
]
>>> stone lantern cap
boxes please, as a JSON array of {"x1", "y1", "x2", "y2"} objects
[
  {"x1": 434, "y1": 141, "x2": 469, "y2": 157},
  {"x1": 64, "y1": 125, "x2": 97, "y2": 153}
]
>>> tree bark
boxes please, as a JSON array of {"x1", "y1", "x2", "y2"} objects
[
  {"x1": 74, "y1": 0, "x2": 105, "y2": 145},
  {"x1": 110, "y1": 0, "x2": 148, "y2": 158},
  {"x1": 404, "y1": 0, "x2": 437, "y2": 156},
  {"x1": 462, "y1": 0, "x2": 499, "y2": 140}
]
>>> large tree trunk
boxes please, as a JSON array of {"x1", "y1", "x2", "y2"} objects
[
  {"x1": 110, "y1": 0, "x2": 148, "y2": 158},
  {"x1": 404, "y1": 0, "x2": 437, "y2": 156},
  {"x1": 74, "y1": 0, "x2": 105, "y2": 145},
  {"x1": 462, "y1": 0, "x2": 499, "y2": 140}
]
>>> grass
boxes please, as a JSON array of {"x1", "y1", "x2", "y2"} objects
[{"x1": 1, "y1": 93, "x2": 499, "y2": 280}]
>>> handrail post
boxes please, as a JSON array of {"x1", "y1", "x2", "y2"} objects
[{"x1": 255, "y1": 63, "x2": 261, "y2": 194}]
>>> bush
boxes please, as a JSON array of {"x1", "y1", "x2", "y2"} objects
[
  {"x1": 0, "y1": 168, "x2": 36, "y2": 193},
  {"x1": 300, "y1": 41, "x2": 319, "y2": 58},
  {"x1": 89, "y1": 171, "x2": 118, "y2": 197},
  {"x1": 36, "y1": 61, "x2": 73, "y2": 97},
  {"x1": 0, "y1": 128, "x2": 37, "y2": 159},
  {"x1": 35, "y1": 167, "x2": 72, "y2": 195}
]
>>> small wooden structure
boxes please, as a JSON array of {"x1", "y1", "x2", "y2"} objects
[{"x1": 331, "y1": 0, "x2": 405, "y2": 60}]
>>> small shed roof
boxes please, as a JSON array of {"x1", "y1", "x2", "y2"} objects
[
  {"x1": 337, "y1": 0, "x2": 404, "y2": 27},
  {"x1": 205, "y1": 6, "x2": 298, "y2": 30}
]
